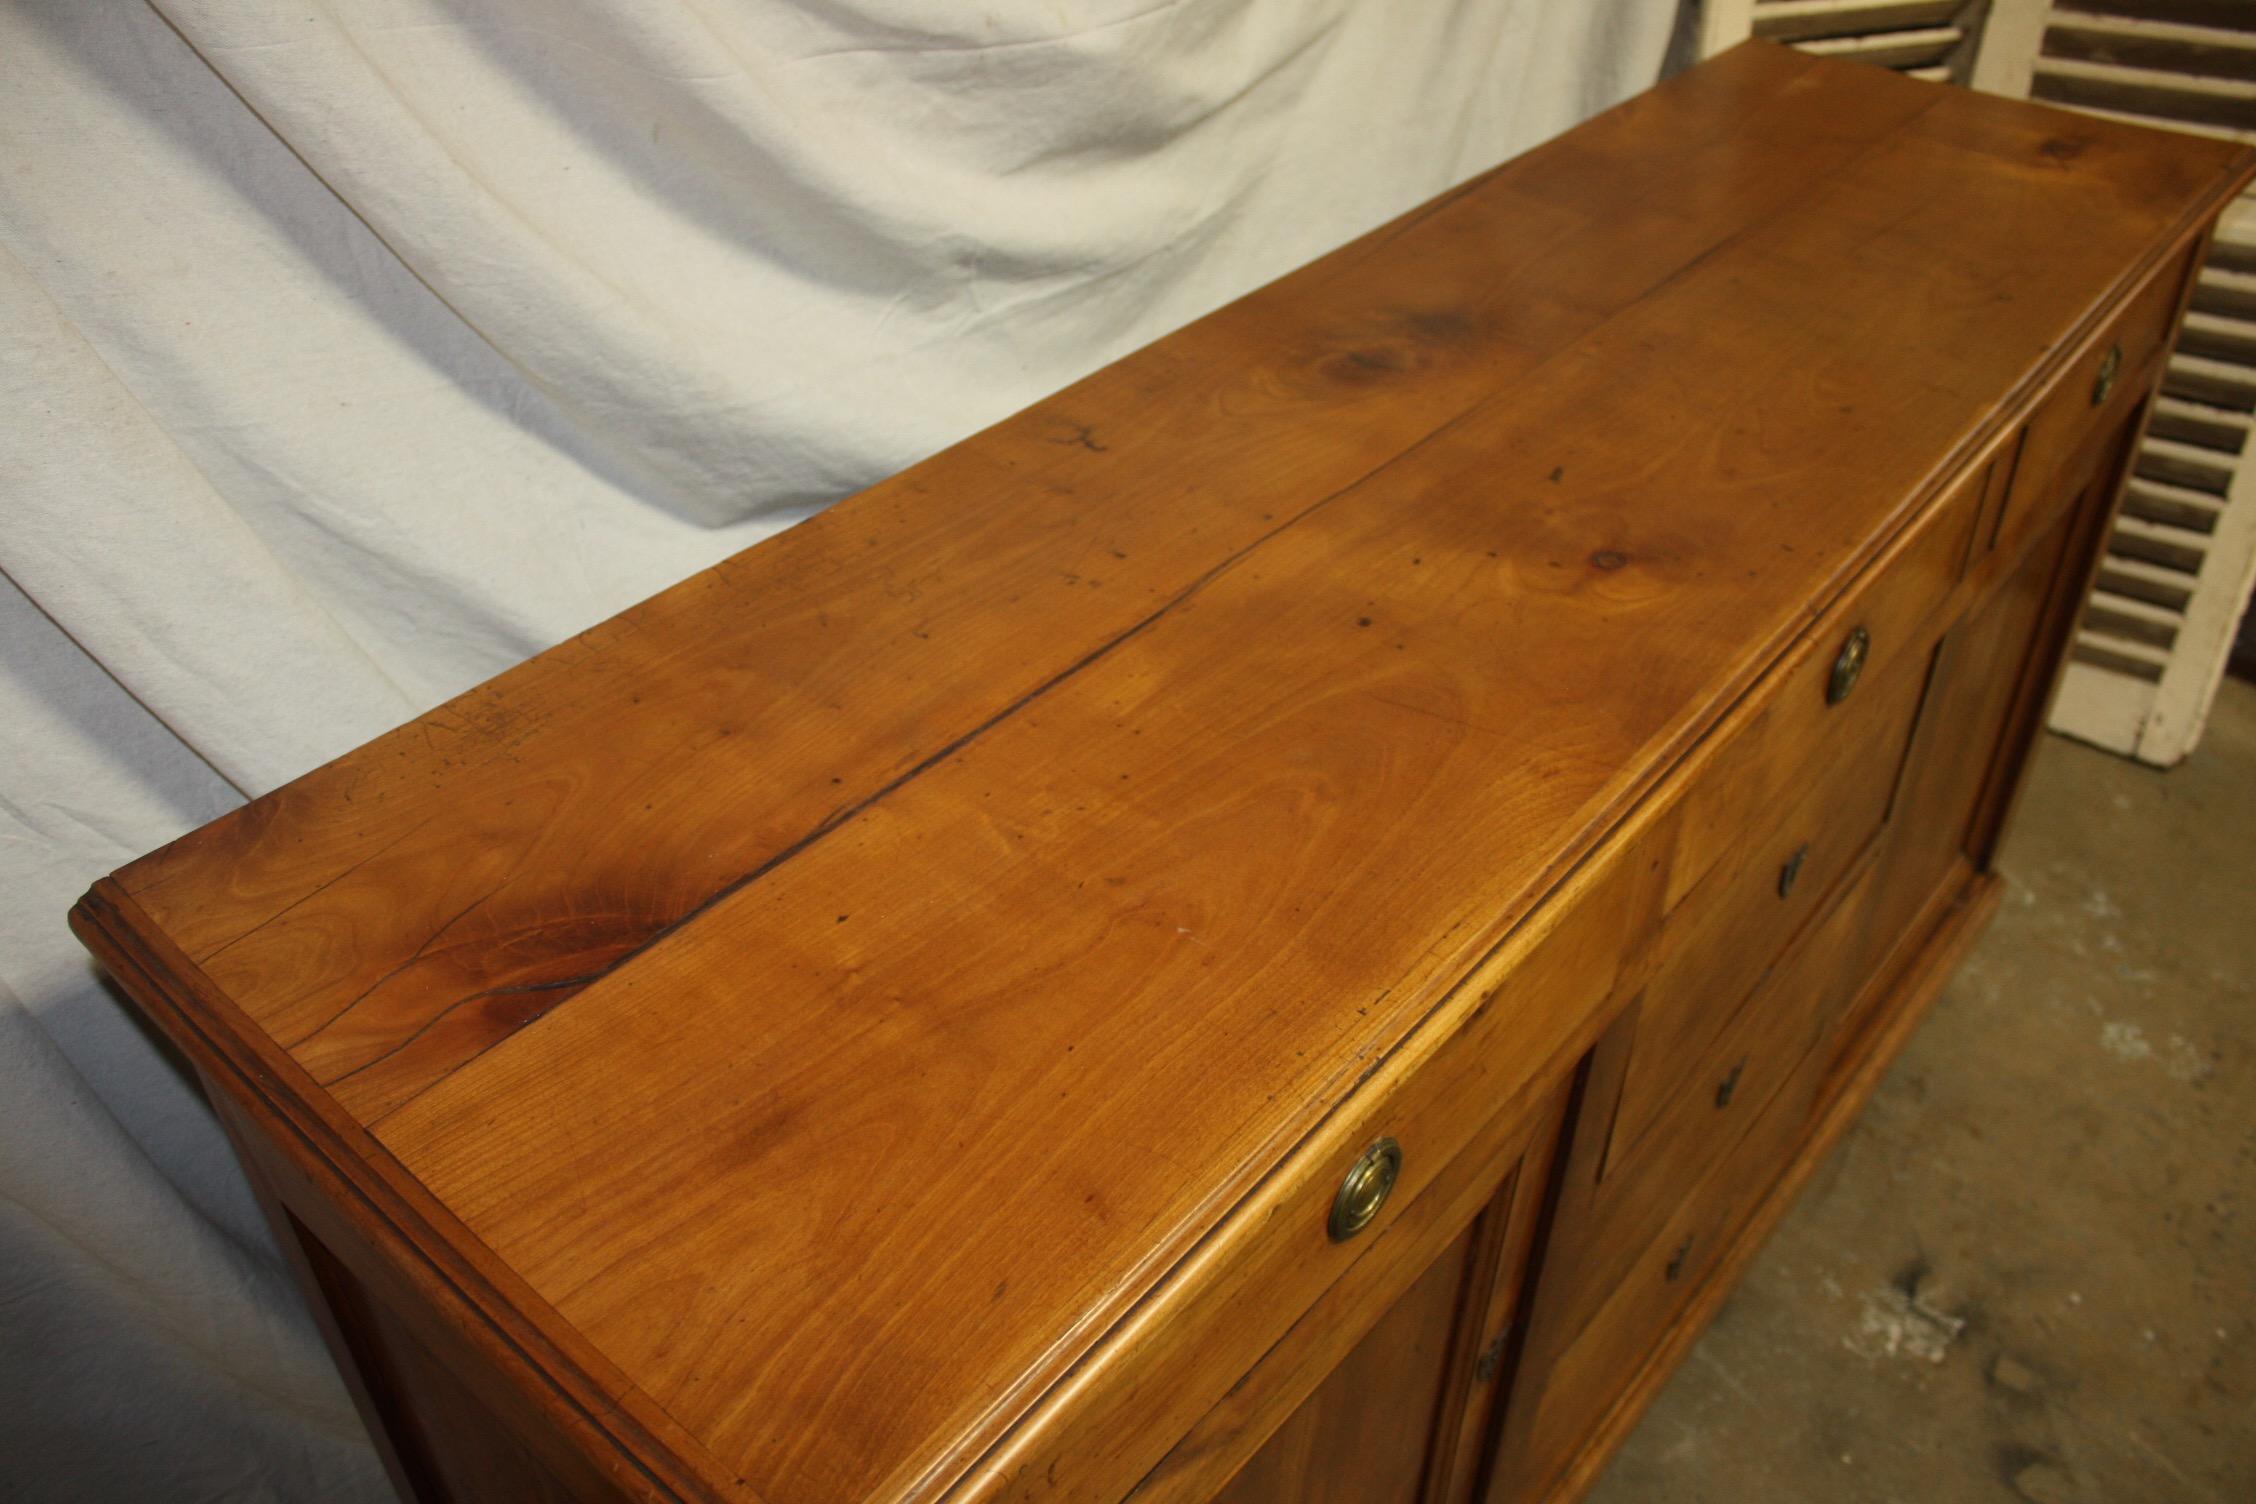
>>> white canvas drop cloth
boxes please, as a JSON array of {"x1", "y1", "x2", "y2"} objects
[{"x1": 0, "y1": 2, "x2": 1686, "y2": 1496}]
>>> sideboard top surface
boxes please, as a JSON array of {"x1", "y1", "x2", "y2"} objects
[{"x1": 77, "y1": 42, "x2": 2253, "y2": 1504}]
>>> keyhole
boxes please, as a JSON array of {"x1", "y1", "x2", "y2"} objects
[
  {"x1": 1716, "y1": 1058, "x2": 1747, "y2": 1109},
  {"x1": 1779, "y1": 843, "x2": 1810, "y2": 899}
]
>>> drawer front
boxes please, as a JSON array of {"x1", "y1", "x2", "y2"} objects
[
  {"x1": 1989, "y1": 243, "x2": 2193, "y2": 564},
  {"x1": 1152, "y1": 1088, "x2": 1569, "y2": 1504},
  {"x1": 1663, "y1": 459, "x2": 1983, "y2": 918},
  {"x1": 1575, "y1": 853, "x2": 1880, "y2": 1292},
  {"x1": 969, "y1": 805, "x2": 1670, "y2": 1504},
  {"x1": 1504, "y1": 1009, "x2": 1823, "y2": 1498},
  {"x1": 1598, "y1": 462, "x2": 1981, "y2": 1166},
  {"x1": 1609, "y1": 631, "x2": 1931, "y2": 1168}
]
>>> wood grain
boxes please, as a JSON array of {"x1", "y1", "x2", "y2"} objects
[
  {"x1": 119, "y1": 43, "x2": 1946, "y2": 1126},
  {"x1": 1492, "y1": 377, "x2": 2155, "y2": 1504},
  {"x1": 1996, "y1": 241, "x2": 2193, "y2": 562},
  {"x1": 1203, "y1": 1226, "x2": 1475, "y2": 1504},
  {"x1": 1122, "y1": 1083, "x2": 1568, "y2": 1504},
  {"x1": 70, "y1": 44, "x2": 2256, "y2": 1504},
  {"x1": 1526, "y1": 866, "x2": 2007, "y2": 1504},
  {"x1": 368, "y1": 73, "x2": 2240, "y2": 1504}
]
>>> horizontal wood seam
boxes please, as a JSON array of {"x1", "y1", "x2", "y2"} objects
[
  {"x1": 75, "y1": 63, "x2": 2256, "y2": 1504},
  {"x1": 354, "y1": 60, "x2": 1940, "y2": 1134}
]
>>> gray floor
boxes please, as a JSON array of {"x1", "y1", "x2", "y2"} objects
[{"x1": 1587, "y1": 679, "x2": 2256, "y2": 1504}]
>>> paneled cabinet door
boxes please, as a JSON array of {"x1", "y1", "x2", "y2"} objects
[
  {"x1": 1194, "y1": 1107, "x2": 1564, "y2": 1504},
  {"x1": 1859, "y1": 414, "x2": 2141, "y2": 1003}
]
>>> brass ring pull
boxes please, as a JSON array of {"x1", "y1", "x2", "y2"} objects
[
  {"x1": 2092, "y1": 342, "x2": 2122, "y2": 406},
  {"x1": 1827, "y1": 626, "x2": 1869, "y2": 706},
  {"x1": 1329, "y1": 1137, "x2": 1403, "y2": 1242}
]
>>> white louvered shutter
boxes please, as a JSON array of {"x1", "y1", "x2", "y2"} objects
[
  {"x1": 2004, "y1": 2, "x2": 2256, "y2": 765},
  {"x1": 1698, "y1": 0, "x2": 2256, "y2": 766}
]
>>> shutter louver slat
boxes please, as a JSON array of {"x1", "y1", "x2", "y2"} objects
[
  {"x1": 1749, "y1": 2, "x2": 1969, "y2": 48},
  {"x1": 2121, "y1": 480, "x2": 2225, "y2": 534},
  {"x1": 2029, "y1": 57, "x2": 2256, "y2": 132},
  {"x1": 2043, "y1": 18, "x2": 2256, "y2": 81},
  {"x1": 2134, "y1": 436, "x2": 2236, "y2": 495},
  {"x1": 2085, "y1": 588, "x2": 2185, "y2": 645},
  {"x1": 2188, "y1": 276, "x2": 2256, "y2": 323},
  {"x1": 2172, "y1": 310, "x2": 2256, "y2": 366},
  {"x1": 2161, "y1": 350, "x2": 2256, "y2": 411},
  {"x1": 2070, "y1": 636, "x2": 2171, "y2": 682},
  {"x1": 2054, "y1": 1, "x2": 2254, "y2": 32},
  {"x1": 2111, "y1": 514, "x2": 2212, "y2": 574},
  {"x1": 1724, "y1": 1, "x2": 1984, "y2": 81},
  {"x1": 2202, "y1": 240, "x2": 2256, "y2": 275},
  {"x1": 2145, "y1": 394, "x2": 2248, "y2": 452},
  {"x1": 1799, "y1": 26, "x2": 1966, "y2": 69},
  {"x1": 2097, "y1": 557, "x2": 2198, "y2": 611}
]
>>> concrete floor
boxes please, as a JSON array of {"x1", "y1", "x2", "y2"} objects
[{"x1": 1587, "y1": 679, "x2": 2256, "y2": 1504}]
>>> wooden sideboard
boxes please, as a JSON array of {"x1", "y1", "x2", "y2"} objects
[{"x1": 72, "y1": 42, "x2": 2252, "y2": 1504}]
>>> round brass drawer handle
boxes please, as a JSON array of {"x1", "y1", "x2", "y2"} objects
[
  {"x1": 1329, "y1": 1137, "x2": 1404, "y2": 1242},
  {"x1": 2093, "y1": 342, "x2": 2122, "y2": 407},
  {"x1": 1827, "y1": 626, "x2": 1870, "y2": 706}
]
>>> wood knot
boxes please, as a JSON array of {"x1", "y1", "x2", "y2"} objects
[
  {"x1": 1324, "y1": 345, "x2": 1412, "y2": 384},
  {"x1": 1589, "y1": 549, "x2": 1628, "y2": 571}
]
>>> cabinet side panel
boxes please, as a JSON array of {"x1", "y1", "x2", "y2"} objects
[
  {"x1": 292, "y1": 1219, "x2": 593, "y2": 1504},
  {"x1": 210, "y1": 1089, "x2": 623, "y2": 1504}
]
